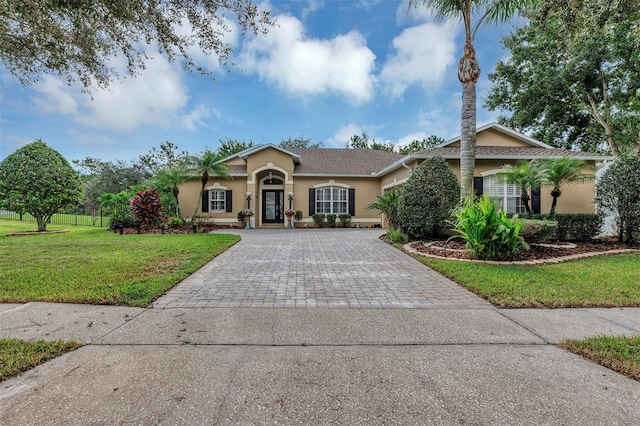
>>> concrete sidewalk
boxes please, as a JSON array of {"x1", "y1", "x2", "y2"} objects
[{"x1": 1, "y1": 302, "x2": 639, "y2": 424}]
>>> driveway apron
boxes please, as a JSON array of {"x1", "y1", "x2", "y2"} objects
[{"x1": 152, "y1": 229, "x2": 492, "y2": 309}]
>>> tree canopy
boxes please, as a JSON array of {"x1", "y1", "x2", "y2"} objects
[
  {"x1": 486, "y1": 0, "x2": 640, "y2": 155},
  {"x1": 279, "y1": 137, "x2": 323, "y2": 150},
  {"x1": 0, "y1": 139, "x2": 83, "y2": 231},
  {"x1": 1, "y1": 0, "x2": 274, "y2": 90}
]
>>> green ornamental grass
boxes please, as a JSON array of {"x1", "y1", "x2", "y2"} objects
[
  {"x1": 560, "y1": 335, "x2": 640, "y2": 381},
  {"x1": 0, "y1": 338, "x2": 81, "y2": 382}
]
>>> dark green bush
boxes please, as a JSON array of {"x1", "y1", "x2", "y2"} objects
[
  {"x1": 596, "y1": 156, "x2": 640, "y2": 244},
  {"x1": 294, "y1": 210, "x2": 303, "y2": 221},
  {"x1": 538, "y1": 214, "x2": 603, "y2": 241},
  {"x1": 397, "y1": 156, "x2": 459, "y2": 239},
  {"x1": 518, "y1": 219, "x2": 558, "y2": 242},
  {"x1": 326, "y1": 214, "x2": 337, "y2": 227},
  {"x1": 312, "y1": 213, "x2": 325, "y2": 228},
  {"x1": 338, "y1": 214, "x2": 351, "y2": 227}
]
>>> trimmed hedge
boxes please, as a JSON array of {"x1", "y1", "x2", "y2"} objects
[
  {"x1": 519, "y1": 219, "x2": 558, "y2": 242},
  {"x1": 537, "y1": 214, "x2": 604, "y2": 241}
]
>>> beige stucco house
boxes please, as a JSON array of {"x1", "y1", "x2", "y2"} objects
[{"x1": 178, "y1": 123, "x2": 611, "y2": 228}]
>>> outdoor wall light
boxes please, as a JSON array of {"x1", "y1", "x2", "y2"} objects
[
  {"x1": 288, "y1": 192, "x2": 294, "y2": 209},
  {"x1": 246, "y1": 192, "x2": 251, "y2": 210}
]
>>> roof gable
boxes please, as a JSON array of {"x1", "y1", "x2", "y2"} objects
[
  {"x1": 223, "y1": 144, "x2": 301, "y2": 165},
  {"x1": 438, "y1": 122, "x2": 554, "y2": 149}
]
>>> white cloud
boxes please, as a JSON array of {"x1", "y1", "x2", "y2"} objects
[
  {"x1": 302, "y1": 0, "x2": 324, "y2": 19},
  {"x1": 380, "y1": 22, "x2": 458, "y2": 98},
  {"x1": 397, "y1": 132, "x2": 429, "y2": 147},
  {"x1": 396, "y1": 0, "x2": 440, "y2": 25},
  {"x1": 31, "y1": 76, "x2": 79, "y2": 114},
  {"x1": 240, "y1": 15, "x2": 376, "y2": 104},
  {"x1": 181, "y1": 105, "x2": 218, "y2": 131},
  {"x1": 326, "y1": 123, "x2": 363, "y2": 147}
]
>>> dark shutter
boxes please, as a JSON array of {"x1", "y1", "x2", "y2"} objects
[
  {"x1": 225, "y1": 190, "x2": 233, "y2": 212},
  {"x1": 531, "y1": 187, "x2": 541, "y2": 214},
  {"x1": 348, "y1": 188, "x2": 356, "y2": 216},
  {"x1": 473, "y1": 177, "x2": 483, "y2": 198},
  {"x1": 201, "y1": 190, "x2": 209, "y2": 212},
  {"x1": 309, "y1": 188, "x2": 315, "y2": 215}
]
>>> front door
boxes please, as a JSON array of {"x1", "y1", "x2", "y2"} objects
[{"x1": 262, "y1": 190, "x2": 284, "y2": 224}]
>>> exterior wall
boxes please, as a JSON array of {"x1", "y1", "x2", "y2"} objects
[
  {"x1": 178, "y1": 176, "x2": 245, "y2": 226},
  {"x1": 292, "y1": 177, "x2": 383, "y2": 226},
  {"x1": 246, "y1": 149, "x2": 296, "y2": 180},
  {"x1": 226, "y1": 157, "x2": 246, "y2": 166},
  {"x1": 380, "y1": 160, "x2": 416, "y2": 189}
]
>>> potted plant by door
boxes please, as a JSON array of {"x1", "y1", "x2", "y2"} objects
[
  {"x1": 242, "y1": 209, "x2": 254, "y2": 229},
  {"x1": 284, "y1": 209, "x2": 295, "y2": 229}
]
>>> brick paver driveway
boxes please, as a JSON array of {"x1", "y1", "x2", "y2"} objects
[{"x1": 153, "y1": 229, "x2": 492, "y2": 309}]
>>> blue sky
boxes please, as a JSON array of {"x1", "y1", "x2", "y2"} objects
[{"x1": 0, "y1": 0, "x2": 522, "y2": 163}]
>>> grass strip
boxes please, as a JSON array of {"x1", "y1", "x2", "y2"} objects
[
  {"x1": 412, "y1": 251, "x2": 640, "y2": 308},
  {"x1": 0, "y1": 220, "x2": 240, "y2": 306},
  {"x1": 560, "y1": 335, "x2": 640, "y2": 381},
  {"x1": 0, "y1": 338, "x2": 81, "y2": 382}
]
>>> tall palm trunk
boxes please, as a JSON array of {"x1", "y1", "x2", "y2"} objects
[
  {"x1": 191, "y1": 172, "x2": 209, "y2": 225},
  {"x1": 458, "y1": 37, "x2": 481, "y2": 199}
]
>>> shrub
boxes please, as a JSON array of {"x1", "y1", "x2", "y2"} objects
[
  {"x1": 518, "y1": 219, "x2": 558, "y2": 242},
  {"x1": 237, "y1": 211, "x2": 246, "y2": 223},
  {"x1": 100, "y1": 190, "x2": 140, "y2": 230},
  {"x1": 294, "y1": 210, "x2": 303, "y2": 221},
  {"x1": 385, "y1": 228, "x2": 408, "y2": 244},
  {"x1": 451, "y1": 195, "x2": 529, "y2": 260},
  {"x1": 596, "y1": 156, "x2": 640, "y2": 244},
  {"x1": 0, "y1": 139, "x2": 83, "y2": 231},
  {"x1": 312, "y1": 213, "x2": 325, "y2": 228},
  {"x1": 338, "y1": 214, "x2": 351, "y2": 227},
  {"x1": 326, "y1": 214, "x2": 337, "y2": 227},
  {"x1": 537, "y1": 214, "x2": 603, "y2": 242},
  {"x1": 130, "y1": 188, "x2": 163, "y2": 227},
  {"x1": 397, "y1": 156, "x2": 459, "y2": 240}
]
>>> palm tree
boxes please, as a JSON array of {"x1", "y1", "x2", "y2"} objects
[
  {"x1": 187, "y1": 149, "x2": 231, "y2": 225},
  {"x1": 149, "y1": 165, "x2": 189, "y2": 220},
  {"x1": 410, "y1": 0, "x2": 538, "y2": 199},
  {"x1": 503, "y1": 160, "x2": 544, "y2": 214},
  {"x1": 367, "y1": 188, "x2": 403, "y2": 229},
  {"x1": 540, "y1": 157, "x2": 594, "y2": 215}
]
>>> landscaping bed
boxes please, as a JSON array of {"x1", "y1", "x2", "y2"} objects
[{"x1": 408, "y1": 239, "x2": 633, "y2": 262}]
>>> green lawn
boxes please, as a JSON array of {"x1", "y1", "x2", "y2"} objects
[
  {"x1": 0, "y1": 338, "x2": 81, "y2": 382},
  {"x1": 0, "y1": 220, "x2": 240, "y2": 306},
  {"x1": 414, "y1": 252, "x2": 640, "y2": 308},
  {"x1": 560, "y1": 335, "x2": 640, "y2": 382}
]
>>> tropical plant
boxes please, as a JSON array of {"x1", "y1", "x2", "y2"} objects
[
  {"x1": 540, "y1": 157, "x2": 594, "y2": 216},
  {"x1": 450, "y1": 195, "x2": 529, "y2": 260},
  {"x1": 367, "y1": 188, "x2": 402, "y2": 229},
  {"x1": 0, "y1": 139, "x2": 83, "y2": 231},
  {"x1": 149, "y1": 165, "x2": 189, "y2": 220},
  {"x1": 130, "y1": 188, "x2": 163, "y2": 228},
  {"x1": 596, "y1": 156, "x2": 640, "y2": 244},
  {"x1": 99, "y1": 190, "x2": 139, "y2": 230},
  {"x1": 187, "y1": 149, "x2": 231, "y2": 224},
  {"x1": 397, "y1": 156, "x2": 459, "y2": 239},
  {"x1": 502, "y1": 160, "x2": 544, "y2": 214},
  {"x1": 410, "y1": 0, "x2": 538, "y2": 198}
]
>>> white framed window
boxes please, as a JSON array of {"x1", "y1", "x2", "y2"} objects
[
  {"x1": 316, "y1": 186, "x2": 348, "y2": 214},
  {"x1": 210, "y1": 190, "x2": 226, "y2": 212},
  {"x1": 483, "y1": 173, "x2": 525, "y2": 214}
]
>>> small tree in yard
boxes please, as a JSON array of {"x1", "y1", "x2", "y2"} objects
[
  {"x1": 367, "y1": 188, "x2": 402, "y2": 229},
  {"x1": 541, "y1": 157, "x2": 594, "y2": 216},
  {"x1": 596, "y1": 156, "x2": 640, "y2": 244},
  {"x1": 0, "y1": 139, "x2": 82, "y2": 231},
  {"x1": 503, "y1": 160, "x2": 544, "y2": 214},
  {"x1": 397, "y1": 156, "x2": 460, "y2": 239}
]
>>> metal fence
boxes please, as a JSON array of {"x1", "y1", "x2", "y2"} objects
[{"x1": 0, "y1": 208, "x2": 108, "y2": 227}]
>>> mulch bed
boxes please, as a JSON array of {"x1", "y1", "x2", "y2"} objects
[
  {"x1": 112, "y1": 224, "x2": 242, "y2": 235},
  {"x1": 408, "y1": 239, "x2": 634, "y2": 262}
]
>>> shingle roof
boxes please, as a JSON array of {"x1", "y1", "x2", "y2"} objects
[
  {"x1": 413, "y1": 146, "x2": 611, "y2": 160},
  {"x1": 228, "y1": 165, "x2": 248, "y2": 175},
  {"x1": 290, "y1": 148, "x2": 405, "y2": 175}
]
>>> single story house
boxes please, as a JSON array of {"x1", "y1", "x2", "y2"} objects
[{"x1": 178, "y1": 123, "x2": 611, "y2": 228}]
